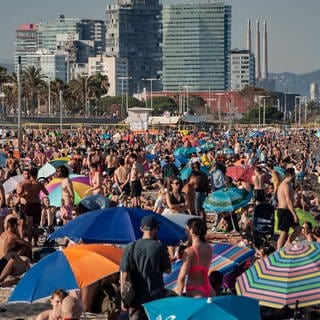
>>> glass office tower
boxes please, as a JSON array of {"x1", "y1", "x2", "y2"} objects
[
  {"x1": 162, "y1": 3, "x2": 231, "y2": 92},
  {"x1": 105, "y1": 0, "x2": 162, "y2": 94}
]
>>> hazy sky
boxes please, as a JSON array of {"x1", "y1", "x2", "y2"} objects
[{"x1": 0, "y1": 0, "x2": 318, "y2": 74}]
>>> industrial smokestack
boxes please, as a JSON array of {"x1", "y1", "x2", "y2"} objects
[
  {"x1": 255, "y1": 20, "x2": 261, "y2": 81},
  {"x1": 261, "y1": 21, "x2": 268, "y2": 80},
  {"x1": 246, "y1": 19, "x2": 251, "y2": 51}
]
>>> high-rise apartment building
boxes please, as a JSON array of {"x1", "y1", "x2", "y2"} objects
[
  {"x1": 14, "y1": 23, "x2": 38, "y2": 72},
  {"x1": 162, "y1": 3, "x2": 231, "y2": 92},
  {"x1": 26, "y1": 50, "x2": 68, "y2": 82},
  {"x1": 88, "y1": 55, "x2": 129, "y2": 96},
  {"x1": 15, "y1": 15, "x2": 106, "y2": 79},
  {"x1": 38, "y1": 15, "x2": 106, "y2": 54},
  {"x1": 105, "y1": 0, "x2": 162, "y2": 94},
  {"x1": 230, "y1": 49, "x2": 255, "y2": 91}
]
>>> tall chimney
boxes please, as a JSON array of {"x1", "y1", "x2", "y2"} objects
[
  {"x1": 246, "y1": 19, "x2": 251, "y2": 51},
  {"x1": 255, "y1": 20, "x2": 261, "y2": 81},
  {"x1": 261, "y1": 21, "x2": 268, "y2": 80}
]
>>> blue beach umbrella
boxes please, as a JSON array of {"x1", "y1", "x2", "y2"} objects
[
  {"x1": 0, "y1": 152, "x2": 7, "y2": 167},
  {"x1": 8, "y1": 244, "x2": 122, "y2": 303},
  {"x1": 143, "y1": 296, "x2": 261, "y2": 320},
  {"x1": 179, "y1": 166, "x2": 210, "y2": 181},
  {"x1": 315, "y1": 130, "x2": 320, "y2": 138},
  {"x1": 203, "y1": 187, "x2": 252, "y2": 213},
  {"x1": 273, "y1": 166, "x2": 285, "y2": 178},
  {"x1": 173, "y1": 147, "x2": 199, "y2": 157},
  {"x1": 145, "y1": 153, "x2": 158, "y2": 162},
  {"x1": 49, "y1": 207, "x2": 187, "y2": 246},
  {"x1": 200, "y1": 142, "x2": 215, "y2": 152},
  {"x1": 175, "y1": 154, "x2": 189, "y2": 165},
  {"x1": 223, "y1": 147, "x2": 234, "y2": 155},
  {"x1": 249, "y1": 131, "x2": 265, "y2": 138}
]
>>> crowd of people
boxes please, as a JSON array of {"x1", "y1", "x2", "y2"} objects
[{"x1": 0, "y1": 125, "x2": 320, "y2": 319}]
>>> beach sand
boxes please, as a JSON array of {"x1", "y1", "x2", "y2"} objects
[{"x1": 0, "y1": 287, "x2": 106, "y2": 319}]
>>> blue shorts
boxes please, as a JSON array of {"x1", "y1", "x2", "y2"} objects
[{"x1": 195, "y1": 192, "x2": 206, "y2": 212}]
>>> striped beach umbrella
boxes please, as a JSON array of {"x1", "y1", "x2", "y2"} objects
[
  {"x1": 40, "y1": 174, "x2": 90, "y2": 207},
  {"x1": 164, "y1": 243, "x2": 255, "y2": 291},
  {"x1": 236, "y1": 242, "x2": 320, "y2": 309}
]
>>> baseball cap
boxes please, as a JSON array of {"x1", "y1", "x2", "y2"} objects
[{"x1": 141, "y1": 215, "x2": 159, "y2": 230}]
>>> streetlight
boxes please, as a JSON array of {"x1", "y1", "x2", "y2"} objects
[
  {"x1": 118, "y1": 76, "x2": 132, "y2": 116},
  {"x1": 81, "y1": 74, "x2": 89, "y2": 117},
  {"x1": 142, "y1": 78, "x2": 158, "y2": 111},
  {"x1": 257, "y1": 95, "x2": 269, "y2": 126},
  {"x1": 181, "y1": 85, "x2": 193, "y2": 114},
  {"x1": 302, "y1": 96, "x2": 308, "y2": 122}
]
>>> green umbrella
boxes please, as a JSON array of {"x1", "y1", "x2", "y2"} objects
[{"x1": 274, "y1": 208, "x2": 318, "y2": 234}]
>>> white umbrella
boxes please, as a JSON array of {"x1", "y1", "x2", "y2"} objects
[
  {"x1": 37, "y1": 162, "x2": 56, "y2": 179},
  {"x1": 162, "y1": 211, "x2": 200, "y2": 228},
  {"x1": 3, "y1": 174, "x2": 24, "y2": 194}
]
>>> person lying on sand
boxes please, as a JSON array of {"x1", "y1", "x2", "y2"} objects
[{"x1": 0, "y1": 217, "x2": 30, "y2": 286}]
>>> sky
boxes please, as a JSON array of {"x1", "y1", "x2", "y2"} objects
[{"x1": 0, "y1": 0, "x2": 318, "y2": 74}]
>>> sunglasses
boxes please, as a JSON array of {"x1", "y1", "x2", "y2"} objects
[{"x1": 172, "y1": 181, "x2": 181, "y2": 185}]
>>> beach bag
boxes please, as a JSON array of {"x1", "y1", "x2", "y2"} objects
[
  {"x1": 91, "y1": 281, "x2": 121, "y2": 318},
  {"x1": 121, "y1": 242, "x2": 136, "y2": 308}
]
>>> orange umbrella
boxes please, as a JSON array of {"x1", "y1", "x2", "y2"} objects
[
  {"x1": 64, "y1": 244, "x2": 122, "y2": 288},
  {"x1": 9, "y1": 244, "x2": 123, "y2": 303}
]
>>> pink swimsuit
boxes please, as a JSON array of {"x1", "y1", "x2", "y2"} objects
[{"x1": 186, "y1": 246, "x2": 212, "y2": 297}]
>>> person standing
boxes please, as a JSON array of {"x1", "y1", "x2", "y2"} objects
[
  {"x1": 120, "y1": 215, "x2": 171, "y2": 320},
  {"x1": 177, "y1": 218, "x2": 212, "y2": 297},
  {"x1": 129, "y1": 154, "x2": 143, "y2": 208},
  {"x1": 56, "y1": 166, "x2": 74, "y2": 223},
  {"x1": 192, "y1": 162, "x2": 209, "y2": 218},
  {"x1": 252, "y1": 166, "x2": 266, "y2": 204},
  {"x1": 210, "y1": 162, "x2": 225, "y2": 191},
  {"x1": 277, "y1": 168, "x2": 300, "y2": 249},
  {"x1": 16, "y1": 167, "x2": 48, "y2": 245}
]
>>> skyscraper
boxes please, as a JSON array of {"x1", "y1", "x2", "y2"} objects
[
  {"x1": 14, "y1": 23, "x2": 38, "y2": 72},
  {"x1": 230, "y1": 49, "x2": 255, "y2": 91},
  {"x1": 105, "y1": 0, "x2": 162, "y2": 94},
  {"x1": 162, "y1": 2, "x2": 231, "y2": 92}
]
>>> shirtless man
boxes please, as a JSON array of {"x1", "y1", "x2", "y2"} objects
[
  {"x1": 182, "y1": 172, "x2": 202, "y2": 215},
  {"x1": 5, "y1": 150, "x2": 19, "y2": 179},
  {"x1": 16, "y1": 168, "x2": 30, "y2": 238},
  {"x1": 252, "y1": 166, "x2": 266, "y2": 203},
  {"x1": 0, "y1": 217, "x2": 30, "y2": 286},
  {"x1": 114, "y1": 158, "x2": 130, "y2": 204},
  {"x1": 277, "y1": 167, "x2": 300, "y2": 249},
  {"x1": 56, "y1": 166, "x2": 74, "y2": 223},
  {"x1": 129, "y1": 153, "x2": 143, "y2": 207},
  {"x1": 17, "y1": 167, "x2": 49, "y2": 245},
  {"x1": 104, "y1": 148, "x2": 118, "y2": 177}
]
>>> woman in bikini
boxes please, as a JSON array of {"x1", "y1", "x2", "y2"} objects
[
  {"x1": 85, "y1": 163, "x2": 103, "y2": 196},
  {"x1": 165, "y1": 178, "x2": 190, "y2": 214},
  {"x1": 177, "y1": 218, "x2": 212, "y2": 297},
  {"x1": 56, "y1": 166, "x2": 74, "y2": 224}
]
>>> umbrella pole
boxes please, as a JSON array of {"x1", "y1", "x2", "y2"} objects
[
  {"x1": 229, "y1": 212, "x2": 237, "y2": 232},
  {"x1": 293, "y1": 300, "x2": 299, "y2": 320}
]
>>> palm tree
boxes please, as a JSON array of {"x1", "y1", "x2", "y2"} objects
[
  {"x1": 0, "y1": 66, "x2": 8, "y2": 115},
  {"x1": 4, "y1": 72, "x2": 18, "y2": 115},
  {"x1": 23, "y1": 66, "x2": 47, "y2": 115},
  {"x1": 48, "y1": 79, "x2": 65, "y2": 115},
  {"x1": 0, "y1": 65, "x2": 8, "y2": 90},
  {"x1": 67, "y1": 74, "x2": 106, "y2": 116}
]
